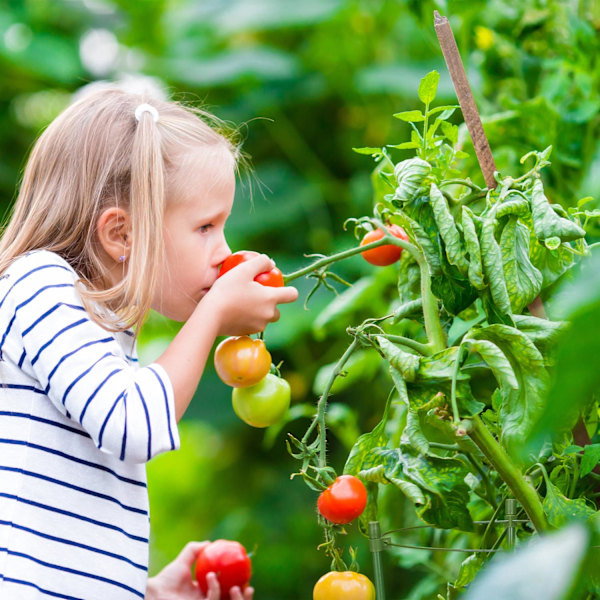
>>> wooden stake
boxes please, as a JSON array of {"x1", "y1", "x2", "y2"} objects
[{"x1": 433, "y1": 11, "x2": 497, "y2": 189}]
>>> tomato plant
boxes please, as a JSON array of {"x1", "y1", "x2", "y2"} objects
[
  {"x1": 195, "y1": 539, "x2": 252, "y2": 600},
  {"x1": 317, "y1": 475, "x2": 367, "y2": 524},
  {"x1": 359, "y1": 224, "x2": 408, "y2": 266},
  {"x1": 313, "y1": 571, "x2": 375, "y2": 600},
  {"x1": 218, "y1": 250, "x2": 284, "y2": 287},
  {"x1": 232, "y1": 373, "x2": 291, "y2": 428},
  {"x1": 280, "y1": 70, "x2": 600, "y2": 597},
  {"x1": 214, "y1": 336, "x2": 271, "y2": 388}
]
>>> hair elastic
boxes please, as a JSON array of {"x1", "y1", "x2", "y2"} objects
[{"x1": 134, "y1": 103, "x2": 159, "y2": 123}]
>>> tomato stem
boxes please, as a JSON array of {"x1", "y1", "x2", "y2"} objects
[{"x1": 468, "y1": 416, "x2": 549, "y2": 533}]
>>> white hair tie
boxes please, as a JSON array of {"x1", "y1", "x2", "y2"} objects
[{"x1": 134, "y1": 103, "x2": 159, "y2": 123}]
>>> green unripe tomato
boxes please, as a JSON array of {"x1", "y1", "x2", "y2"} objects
[{"x1": 232, "y1": 374, "x2": 291, "y2": 428}]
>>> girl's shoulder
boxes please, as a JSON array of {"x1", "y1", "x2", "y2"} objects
[{"x1": 3, "y1": 249, "x2": 76, "y2": 282}]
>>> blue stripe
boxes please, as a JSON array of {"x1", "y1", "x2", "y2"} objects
[
  {"x1": 79, "y1": 368, "x2": 120, "y2": 423},
  {"x1": 0, "y1": 383, "x2": 45, "y2": 395},
  {"x1": 0, "y1": 411, "x2": 90, "y2": 438},
  {"x1": 44, "y1": 337, "x2": 114, "y2": 394},
  {"x1": 0, "y1": 520, "x2": 147, "y2": 571},
  {"x1": 31, "y1": 318, "x2": 88, "y2": 366},
  {"x1": 135, "y1": 382, "x2": 152, "y2": 461},
  {"x1": 22, "y1": 302, "x2": 86, "y2": 337},
  {"x1": 0, "y1": 493, "x2": 148, "y2": 543},
  {"x1": 125, "y1": 354, "x2": 139, "y2": 363},
  {"x1": 0, "y1": 548, "x2": 144, "y2": 598},
  {"x1": 0, "y1": 575, "x2": 83, "y2": 599},
  {"x1": 0, "y1": 283, "x2": 74, "y2": 359},
  {"x1": 0, "y1": 263, "x2": 73, "y2": 310},
  {"x1": 17, "y1": 348, "x2": 26, "y2": 368},
  {"x1": 148, "y1": 366, "x2": 176, "y2": 450},
  {"x1": 62, "y1": 351, "x2": 112, "y2": 406},
  {"x1": 120, "y1": 393, "x2": 128, "y2": 461},
  {"x1": 98, "y1": 392, "x2": 125, "y2": 450},
  {"x1": 0, "y1": 438, "x2": 146, "y2": 488},
  {"x1": 0, "y1": 466, "x2": 147, "y2": 515}
]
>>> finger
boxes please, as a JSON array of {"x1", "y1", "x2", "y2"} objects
[
  {"x1": 205, "y1": 572, "x2": 220, "y2": 600},
  {"x1": 176, "y1": 541, "x2": 210, "y2": 568},
  {"x1": 269, "y1": 307, "x2": 281, "y2": 323},
  {"x1": 244, "y1": 586, "x2": 255, "y2": 600},
  {"x1": 273, "y1": 285, "x2": 299, "y2": 304},
  {"x1": 236, "y1": 254, "x2": 276, "y2": 279}
]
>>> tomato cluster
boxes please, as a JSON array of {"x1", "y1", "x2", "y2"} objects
[
  {"x1": 195, "y1": 539, "x2": 252, "y2": 600},
  {"x1": 214, "y1": 251, "x2": 290, "y2": 428}
]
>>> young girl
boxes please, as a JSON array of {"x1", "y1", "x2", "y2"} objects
[{"x1": 0, "y1": 89, "x2": 298, "y2": 599}]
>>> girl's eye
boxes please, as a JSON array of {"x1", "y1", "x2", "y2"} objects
[{"x1": 199, "y1": 224, "x2": 213, "y2": 234}]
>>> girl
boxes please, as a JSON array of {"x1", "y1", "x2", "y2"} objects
[{"x1": 0, "y1": 89, "x2": 298, "y2": 599}]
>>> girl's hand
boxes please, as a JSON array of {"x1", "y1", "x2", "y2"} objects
[
  {"x1": 145, "y1": 541, "x2": 255, "y2": 600},
  {"x1": 204, "y1": 254, "x2": 298, "y2": 336}
]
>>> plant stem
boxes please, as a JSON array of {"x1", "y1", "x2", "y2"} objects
[{"x1": 468, "y1": 416, "x2": 548, "y2": 532}]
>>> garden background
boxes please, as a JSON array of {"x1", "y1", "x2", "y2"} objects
[{"x1": 1, "y1": 1, "x2": 599, "y2": 598}]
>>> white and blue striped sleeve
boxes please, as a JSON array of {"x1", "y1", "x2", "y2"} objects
[{"x1": 2, "y1": 252, "x2": 180, "y2": 463}]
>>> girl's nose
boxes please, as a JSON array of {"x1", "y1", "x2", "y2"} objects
[{"x1": 214, "y1": 238, "x2": 231, "y2": 267}]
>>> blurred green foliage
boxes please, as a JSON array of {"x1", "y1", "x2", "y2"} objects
[{"x1": 1, "y1": 0, "x2": 599, "y2": 597}]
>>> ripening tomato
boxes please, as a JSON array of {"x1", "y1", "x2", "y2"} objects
[
  {"x1": 317, "y1": 475, "x2": 367, "y2": 524},
  {"x1": 232, "y1": 373, "x2": 291, "y2": 428},
  {"x1": 313, "y1": 571, "x2": 376, "y2": 600},
  {"x1": 218, "y1": 250, "x2": 284, "y2": 287},
  {"x1": 359, "y1": 224, "x2": 409, "y2": 266},
  {"x1": 214, "y1": 336, "x2": 271, "y2": 388},
  {"x1": 195, "y1": 539, "x2": 252, "y2": 600}
]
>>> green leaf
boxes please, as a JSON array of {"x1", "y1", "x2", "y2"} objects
[
  {"x1": 543, "y1": 479, "x2": 597, "y2": 527},
  {"x1": 395, "y1": 210, "x2": 443, "y2": 277},
  {"x1": 418, "y1": 71, "x2": 440, "y2": 105},
  {"x1": 468, "y1": 325, "x2": 549, "y2": 462},
  {"x1": 480, "y1": 219, "x2": 512, "y2": 318},
  {"x1": 379, "y1": 337, "x2": 420, "y2": 382},
  {"x1": 313, "y1": 350, "x2": 380, "y2": 395},
  {"x1": 461, "y1": 207, "x2": 485, "y2": 290},
  {"x1": 441, "y1": 121, "x2": 459, "y2": 145},
  {"x1": 512, "y1": 315, "x2": 568, "y2": 353},
  {"x1": 500, "y1": 217, "x2": 543, "y2": 313},
  {"x1": 455, "y1": 554, "x2": 485, "y2": 588},
  {"x1": 580, "y1": 444, "x2": 600, "y2": 478},
  {"x1": 462, "y1": 338, "x2": 518, "y2": 394},
  {"x1": 430, "y1": 183, "x2": 469, "y2": 276},
  {"x1": 359, "y1": 445, "x2": 474, "y2": 531},
  {"x1": 530, "y1": 179, "x2": 586, "y2": 242},
  {"x1": 393, "y1": 110, "x2": 425, "y2": 122},
  {"x1": 393, "y1": 158, "x2": 431, "y2": 203},
  {"x1": 344, "y1": 389, "x2": 392, "y2": 475},
  {"x1": 352, "y1": 146, "x2": 383, "y2": 156},
  {"x1": 388, "y1": 141, "x2": 422, "y2": 150},
  {"x1": 427, "y1": 104, "x2": 460, "y2": 117},
  {"x1": 495, "y1": 197, "x2": 530, "y2": 219}
]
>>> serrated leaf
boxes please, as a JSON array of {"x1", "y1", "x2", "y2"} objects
[
  {"x1": 468, "y1": 325, "x2": 549, "y2": 462},
  {"x1": 359, "y1": 445, "x2": 474, "y2": 531},
  {"x1": 543, "y1": 479, "x2": 596, "y2": 527},
  {"x1": 379, "y1": 337, "x2": 420, "y2": 382},
  {"x1": 430, "y1": 183, "x2": 469, "y2": 276},
  {"x1": 441, "y1": 121, "x2": 459, "y2": 145},
  {"x1": 418, "y1": 70, "x2": 440, "y2": 105},
  {"x1": 500, "y1": 217, "x2": 543, "y2": 313},
  {"x1": 480, "y1": 219, "x2": 512, "y2": 317},
  {"x1": 462, "y1": 207, "x2": 485, "y2": 290}
]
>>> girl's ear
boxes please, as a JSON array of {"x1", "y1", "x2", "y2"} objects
[{"x1": 96, "y1": 207, "x2": 132, "y2": 264}]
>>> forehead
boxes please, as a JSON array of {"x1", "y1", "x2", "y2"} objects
[{"x1": 166, "y1": 145, "x2": 235, "y2": 207}]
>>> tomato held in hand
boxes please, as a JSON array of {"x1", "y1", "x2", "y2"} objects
[
  {"x1": 214, "y1": 336, "x2": 271, "y2": 388},
  {"x1": 195, "y1": 539, "x2": 252, "y2": 600},
  {"x1": 317, "y1": 475, "x2": 367, "y2": 524},
  {"x1": 359, "y1": 224, "x2": 409, "y2": 266},
  {"x1": 232, "y1": 373, "x2": 291, "y2": 428},
  {"x1": 218, "y1": 250, "x2": 284, "y2": 287},
  {"x1": 313, "y1": 571, "x2": 376, "y2": 600}
]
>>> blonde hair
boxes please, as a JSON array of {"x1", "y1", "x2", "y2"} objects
[{"x1": 0, "y1": 89, "x2": 241, "y2": 332}]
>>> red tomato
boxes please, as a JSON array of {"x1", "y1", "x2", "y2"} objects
[
  {"x1": 214, "y1": 336, "x2": 271, "y2": 388},
  {"x1": 359, "y1": 224, "x2": 408, "y2": 266},
  {"x1": 313, "y1": 571, "x2": 376, "y2": 600},
  {"x1": 317, "y1": 475, "x2": 367, "y2": 524},
  {"x1": 218, "y1": 250, "x2": 284, "y2": 287},
  {"x1": 195, "y1": 539, "x2": 252, "y2": 600}
]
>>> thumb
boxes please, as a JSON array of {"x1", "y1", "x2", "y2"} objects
[
  {"x1": 235, "y1": 254, "x2": 277, "y2": 280},
  {"x1": 175, "y1": 541, "x2": 210, "y2": 568}
]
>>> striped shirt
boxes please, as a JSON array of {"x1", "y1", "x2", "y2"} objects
[{"x1": 0, "y1": 250, "x2": 180, "y2": 599}]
